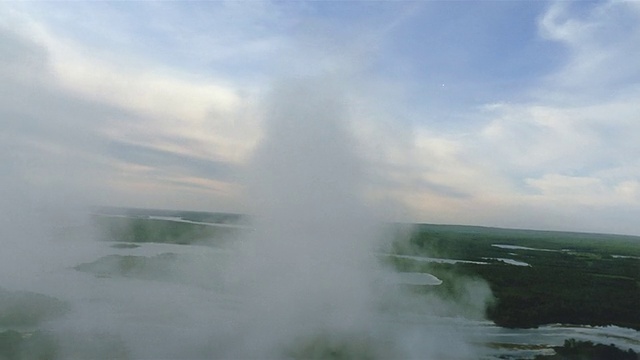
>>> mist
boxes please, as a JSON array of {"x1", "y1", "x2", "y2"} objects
[
  {"x1": 225, "y1": 77, "x2": 381, "y2": 357},
  {"x1": 216, "y1": 76, "x2": 493, "y2": 358},
  {"x1": 0, "y1": 73, "x2": 493, "y2": 359}
]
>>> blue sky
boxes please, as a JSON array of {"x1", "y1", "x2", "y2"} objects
[{"x1": 2, "y1": 1, "x2": 640, "y2": 235}]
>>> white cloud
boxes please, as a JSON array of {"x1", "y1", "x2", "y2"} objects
[
  {"x1": 41, "y1": 33, "x2": 260, "y2": 163},
  {"x1": 478, "y1": 103, "x2": 600, "y2": 175},
  {"x1": 2, "y1": 0, "x2": 640, "y2": 234},
  {"x1": 2, "y1": 1, "x2": 272, "y2": 163},
  {"x1": 357, "y1": 1, "x2": 640, "y2": 233},
  {"x1": 538, "y1": 1, "x2": 640, "y2": 97},
  {"x1": 0, "y1": 13, "x2": 256, "y2": 212},
  {"x1": 526, "y1": 174, "x2": 605, "y2": 201}
]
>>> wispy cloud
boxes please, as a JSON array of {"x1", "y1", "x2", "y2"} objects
[
  {"x1": 0, "y1": 11, "x2": 253, "y2": 210},
  {"x1": 1, "y1": 1, "x2": 639, "y2": 234},
  {"x1": 538, "y1": 1, "x2": 640, "y2": 98},
  {"x1": 351, "y1": 1, "x2": 640, "y2": 233}
]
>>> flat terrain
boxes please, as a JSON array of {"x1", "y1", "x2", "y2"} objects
[
  {"x1": 4, "y1": 208, "x2": 637, "y2": 359},
  {"x1": 390, "y1": 223, "x2": 640, "y2": 331},
  {"x1": 92, "y1": 208, "x2": 640, "y2": 331}
]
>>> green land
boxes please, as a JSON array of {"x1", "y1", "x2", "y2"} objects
[
  {"x1": 92, "y1": 209, "x2": 640, "y2": 331},
  {"x1": 2, "y1": 208, "x2": 637, "y2": 359},
  {"x1": 391, "y1": 224, "x2": 640, "y2": 331}
]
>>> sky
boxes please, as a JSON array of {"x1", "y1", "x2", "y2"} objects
[{"x1": 1, "y1": 1, "x2": 640, "y2": 236}]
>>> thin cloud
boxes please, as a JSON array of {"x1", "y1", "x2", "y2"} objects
[
  {"x1": 2, "y1": 1, "x2": 640, "y2": 234},
  {"x1": 106, "y1": 140, "x2": 238, "y2": 182},
  {"x1": 538, "y1": 1, "x2": 640, "y2": 98},
  {"x1": 0, "y1": 19, "x2": 247, "y2": 209}
]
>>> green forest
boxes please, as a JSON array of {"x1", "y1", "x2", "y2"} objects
[{"x1": 390, "y1": 224, "x2": 640, "y2": 330}]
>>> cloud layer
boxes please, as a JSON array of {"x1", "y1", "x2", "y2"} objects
[{"x1": 1, "y1": 1, "x2": 639, "y2": 234}]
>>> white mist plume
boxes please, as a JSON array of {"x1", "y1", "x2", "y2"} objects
[
  {"x1": 227, "y1": 77, "x2": 382, "y2": 356},
  {"x1": 223, "y1": 76, "x2": 493, "y2": 359},
  {"x1": 0, "y1": 63, "x2": 493, "y2": 359}
]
